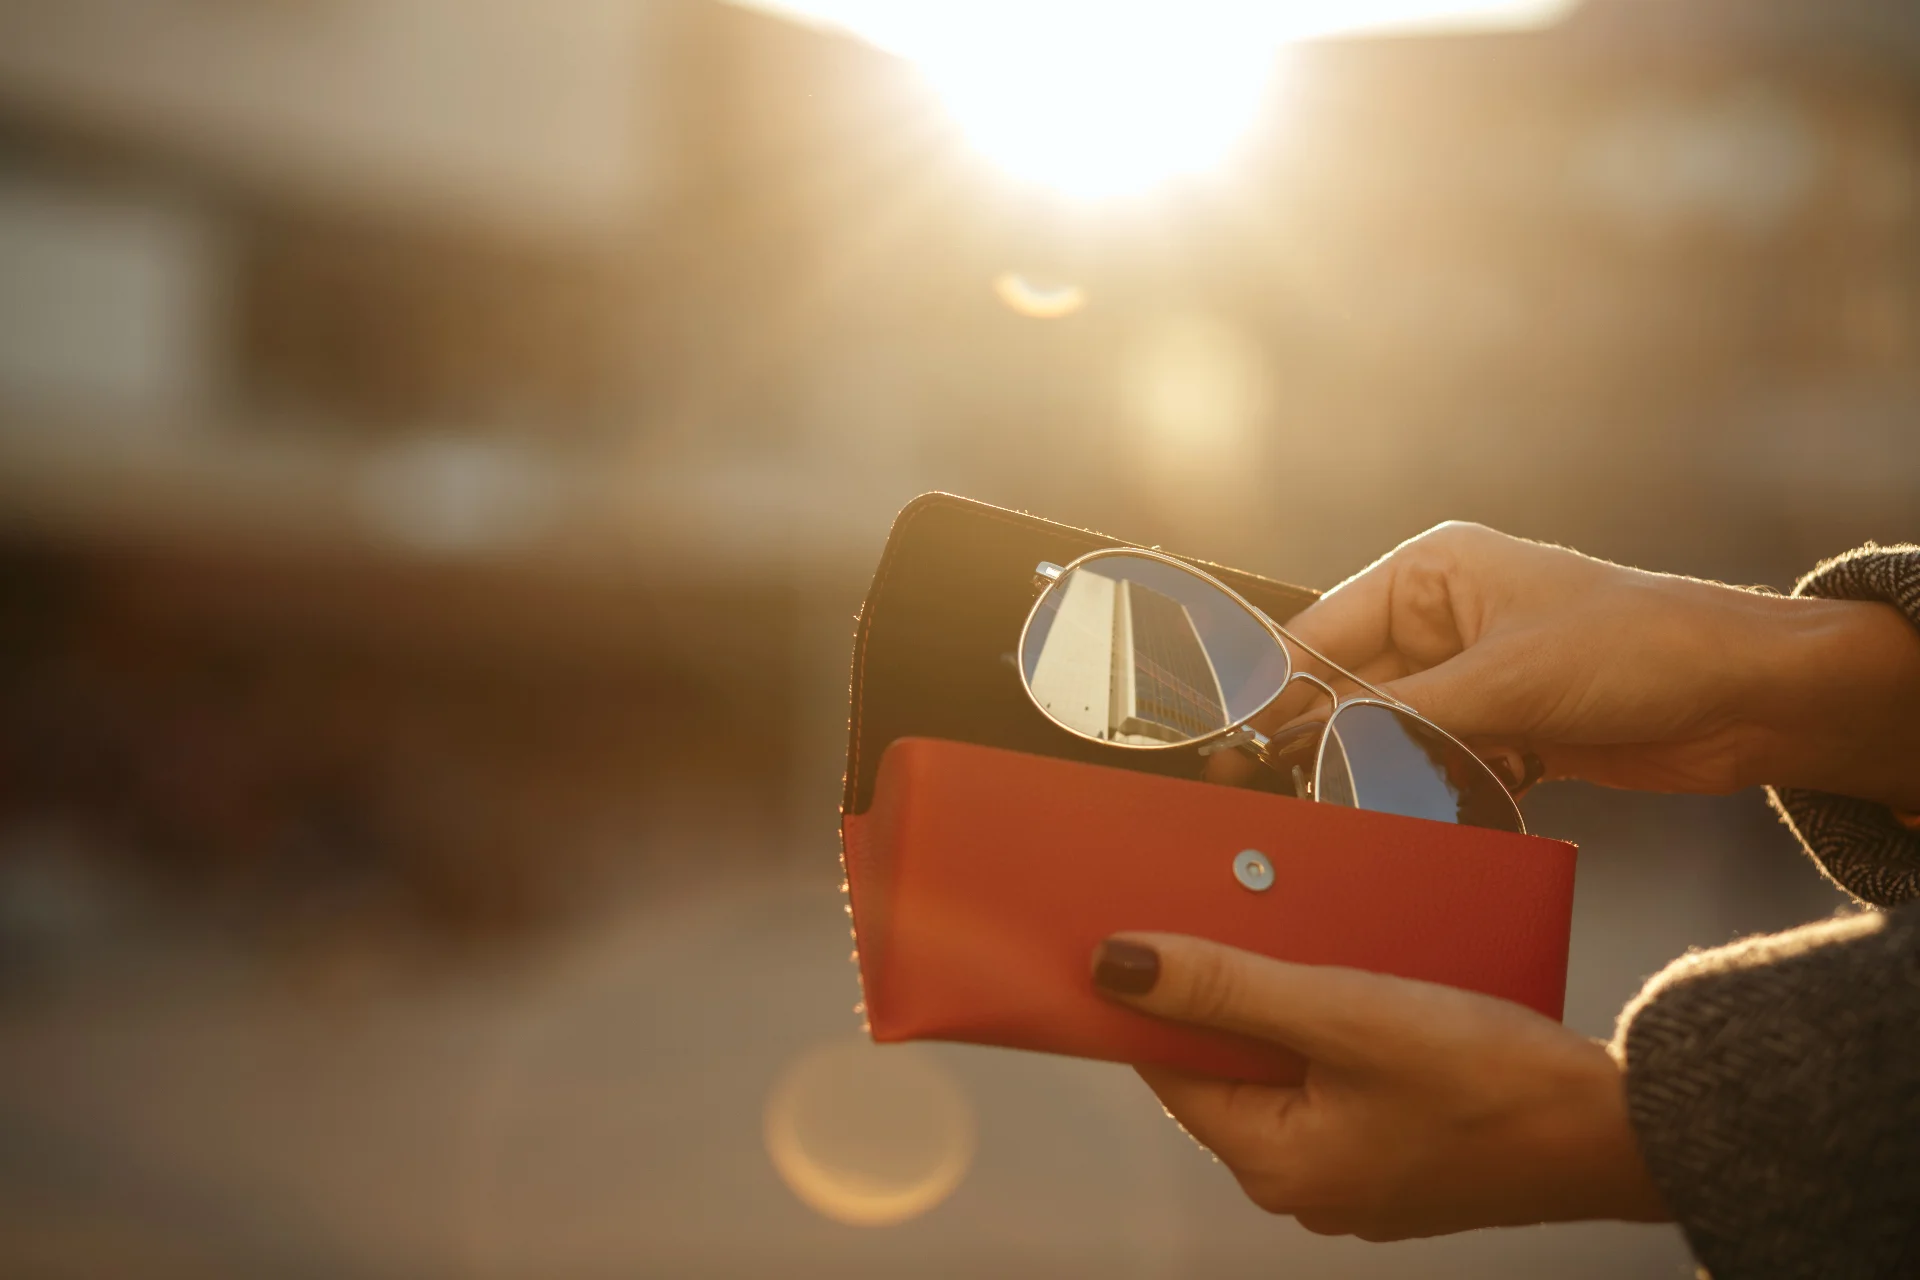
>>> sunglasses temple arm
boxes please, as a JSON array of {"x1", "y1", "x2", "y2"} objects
[{"x1": 1265, "y1": 619, "x2": 1404, "y2": 708}]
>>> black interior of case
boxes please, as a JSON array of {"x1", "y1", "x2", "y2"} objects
[{"x1": 843, "y1": 493, "x2": 1320, "y2": 818}]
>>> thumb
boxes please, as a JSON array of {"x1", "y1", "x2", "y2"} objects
[{"x1": 1092, "y1": 932, "x2": 1443, "y2": 1068}]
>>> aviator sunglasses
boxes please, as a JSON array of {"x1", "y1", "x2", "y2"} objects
[{"x1": 1017, "y1": 548, "x2": 1527, "y2": 834}]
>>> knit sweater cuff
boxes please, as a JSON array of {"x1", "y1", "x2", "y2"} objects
[
  {"x1": 1766, "y1": 544, "x2": 1920, "y2": 907},
  {"x1": 1615, "y1": 905, "x2": 1920, "y2": 1279}
]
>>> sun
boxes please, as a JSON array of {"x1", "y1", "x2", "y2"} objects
[
  {"x1": 737, "y1": 0, "x2": 1580, "y2": 199},
  {"x1": 914, "y1": 5, "x2": 1282, "y2": 199}
]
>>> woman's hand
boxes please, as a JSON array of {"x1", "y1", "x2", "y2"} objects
[
  {"x1": 1209, "y1": 522, "x2": 1920, "y2": 806},
  {"x1": 1091, "y1": 932, "x2": 1669, "y2": 1239}
]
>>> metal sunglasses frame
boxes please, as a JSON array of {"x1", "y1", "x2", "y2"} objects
[{"x1": 1018, "y1": 547, "x2": 1526, "y2": 835}]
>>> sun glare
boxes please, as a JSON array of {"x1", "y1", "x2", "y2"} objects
[
  {"x1": 740, "y1": 0, "x2": 1579, "y2": 196},
  {"x1": 916, "y1": 5, "x2": 1280, "y2": 199}
]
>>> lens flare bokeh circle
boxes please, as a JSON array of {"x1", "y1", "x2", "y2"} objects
[{"x1": 764, "y1": 1038, "x2": 975, "y2": 1227}]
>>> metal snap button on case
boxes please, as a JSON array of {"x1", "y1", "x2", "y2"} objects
[{"x1": 1233, "y1": 849, "x2": 1274, "y2": 892}]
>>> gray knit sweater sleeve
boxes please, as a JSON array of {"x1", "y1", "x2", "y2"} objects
[
  {"x1": 1768, "y1": 545, "x2": 1920, "y2": 907},
  {"x1": 1613, "y1": 545, "x2": 1920, "y2": 1280}
]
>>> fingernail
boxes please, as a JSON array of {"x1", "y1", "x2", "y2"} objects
[{"x1": 1092, "y1": 939, "x2": 1160, "y2": 995}]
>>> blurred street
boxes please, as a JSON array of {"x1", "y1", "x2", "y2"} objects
[{"x1": 0, "y1": 783, "x2": 1848, "y2": 1278}]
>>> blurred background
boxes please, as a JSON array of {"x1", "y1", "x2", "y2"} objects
[{"x1": 0, "y1": 0, "x2": 1914, "y2": 1274}]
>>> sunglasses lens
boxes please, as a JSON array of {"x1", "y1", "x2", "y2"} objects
[
  {"x1": 1317, "y1": 703, "x2": 1523, "y2": 833},
  {"x1": 1022, "y1": 554, "x2": 1289, "y2": 747}
]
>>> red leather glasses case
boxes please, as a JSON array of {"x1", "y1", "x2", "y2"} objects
[{"x1": 841, "y1": 494, "x2": 1576, "y2": 1084}]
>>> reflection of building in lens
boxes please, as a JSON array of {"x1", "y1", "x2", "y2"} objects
[
  {"x1": 1028, "y1": 568, "x2": 1227, "y2": 745},
  {"x1": 1118, "y1": 578, "x2": 1229, "y2": 741}
]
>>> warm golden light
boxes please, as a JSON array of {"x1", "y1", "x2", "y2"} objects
[
  {"x1": 736, "y1": 1, "x2": 1580, "y2": 197},
  {"x1": 1121, "y1": 310, "x2": 1267, "y2": 467},
  {"x1": 764, "y1": 1038, "x2": 975, "y2": 1227}
]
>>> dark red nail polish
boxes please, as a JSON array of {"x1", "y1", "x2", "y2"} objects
[{"x1": 1092, "y1": 939, "x2": 1160, "y2": 995}]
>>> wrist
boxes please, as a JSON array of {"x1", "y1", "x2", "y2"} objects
[
  {"x1": 1748, "y1": 597, "x2": 1920, "y2": 808},
  {"x1": 1575, "y1": 1044, "x2": 1669, "y2": 1223},
  {"x1": 1524, "y1": 1041, "x2": 1669, "y2": 1225}
]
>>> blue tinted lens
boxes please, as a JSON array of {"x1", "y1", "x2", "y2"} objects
[{"x1": 1317, "y1": 703, "x2": 1522, "y2": 833}]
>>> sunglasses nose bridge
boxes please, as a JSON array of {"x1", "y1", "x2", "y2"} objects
[{"x1": 1285, "y1": 669, "x2": 1339, "y2": 707}]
